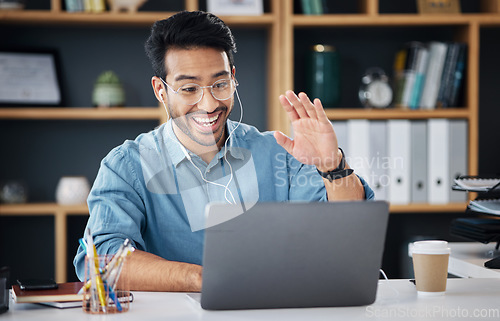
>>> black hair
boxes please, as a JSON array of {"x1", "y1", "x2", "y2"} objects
[{"x1": 145, "y1": 11, "x2": 237, "y2": 79}]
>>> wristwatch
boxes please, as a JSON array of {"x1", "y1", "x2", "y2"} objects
[{"x1": 316, "y1": 148, "x2": 354, "y2": 182}]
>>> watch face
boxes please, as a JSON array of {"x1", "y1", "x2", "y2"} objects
[{"x1": 365, "y1": 80, "x2": 393, "y2": 108}]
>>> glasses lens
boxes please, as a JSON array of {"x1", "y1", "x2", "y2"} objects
[
  {"x1": 211, "y1": 79, "x2": 235, "y2": 101},
  {"x1": 177, "y1": 79, "x2": 235, "y2": 105},
  {"x1": 178, "y1": 83, "x2": 202, "y2": 105}
]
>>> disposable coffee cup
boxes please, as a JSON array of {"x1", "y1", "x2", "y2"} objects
[{"x1": 411, "y1": 240, "x2": 450, "y2": 296}]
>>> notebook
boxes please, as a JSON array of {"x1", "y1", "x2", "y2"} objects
[
  {"x1": 11, "y1": 282, "x2": 83, "y2": 304},
  {"x1": 469, "y1": 199, "x2": 500, "y2": 216},
  {"x1": 189, "y1": 201, "x2": 389, "y2": 310}
]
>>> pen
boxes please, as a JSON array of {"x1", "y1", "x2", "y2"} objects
[
  {"x1": 92, "y1": 245, "x2": 108, "y2": 311},
  {"x1": 105, "y1": 283, "x2": 122, "y2": 312},
  {"x1": 85, "y1": 229, "x2": 99, "y2": 312},
  {"x1": 79, "y1": 238, "x2": 88, "y2": 254},
  {"x1": 102, "y1": 239, "x2": 129, "y2": 281},
  {"x1": 86, "y1": 228, "x2": 107, "y2": 312}
]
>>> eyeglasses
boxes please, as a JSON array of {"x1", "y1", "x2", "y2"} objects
[{"x1": 160, "y1": 78, "x2": 238, "y2": 105}]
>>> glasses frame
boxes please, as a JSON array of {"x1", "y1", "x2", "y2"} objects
[{"x1": 159, "y1": 77, "x2": 238, "y2": 106}]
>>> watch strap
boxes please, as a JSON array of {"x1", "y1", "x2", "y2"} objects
[{"x1": 316, "y1": 148, "x2": 354, "y2": 182}]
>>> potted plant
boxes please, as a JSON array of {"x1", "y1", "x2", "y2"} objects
[{"x1": 92, "y1": 70, "x2": 125, "y2": 107}]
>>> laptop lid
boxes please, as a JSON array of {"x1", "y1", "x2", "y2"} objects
[{"x1": 200, "y1": 201, "x2": 389, "y2": 310}]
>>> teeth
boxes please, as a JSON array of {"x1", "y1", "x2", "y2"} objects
[{"x1": 193, "y1": 114, "x2": 219, "y2": 125}]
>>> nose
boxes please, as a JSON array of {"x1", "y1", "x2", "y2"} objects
[{"x1": 197, "y1": 87, "x2": 219, "y2": 112}]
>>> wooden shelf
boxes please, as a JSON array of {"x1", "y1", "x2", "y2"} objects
[
  {"x1": 324, "y1": 108, "x2": 471, "y2": 120},
  {"x1": 0, "y1": 202, "x2": 88, "y2": 215},
  {"x1": 390, "y1": 203, "x2": 467, "y2": 213},
  {"x1": 0, "y1": 10, "x2": 276, "y2": 27},
  {"x1": 292, "y1": 14, "x2": 500, "y2": 27},
  {"x1": 0, "y1": 107, "x2": 162, "y2": 120},
  {"x1": 0, "y1": 202, "x2": 467, "y2": 216}
]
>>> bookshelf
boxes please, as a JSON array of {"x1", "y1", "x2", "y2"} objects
[
  {"x1": 1, "y1": 0, "x2": 499, "y2": 281},
  {"x1": 275, "y1": 0, "x2": 500, "y2": 212}
]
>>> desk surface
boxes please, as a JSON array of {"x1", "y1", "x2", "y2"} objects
[
  {"x1": 4, "y1": 278, "x2": 500, "y2": 320},
  {"x1": 449, "y1": 242, "x2": 500, "y2": 278}
]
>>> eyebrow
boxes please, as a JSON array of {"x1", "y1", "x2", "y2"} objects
[{"x1": 174, "y1": 70, "x2": 230, "y2": 82}]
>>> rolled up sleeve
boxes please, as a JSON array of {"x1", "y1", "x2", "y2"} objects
[{"x1": 73, "y1": 147, "x2": 146, "y2": 281}]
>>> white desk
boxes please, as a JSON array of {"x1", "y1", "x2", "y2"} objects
[
  {"x1": 4, "y1": 278, "x2": 500, "y2": 320},
  {"x1": 449, "y1": 242, "x2": 500, "y2": 278}
]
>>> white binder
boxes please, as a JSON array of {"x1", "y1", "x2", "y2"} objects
[
  {"x1": 410, "y1": 121, "x2": 428, "y2": 203},
  {"x1": 388, "y1": 120, "x2": 411, "y2": 204},
  {"x1": 347, "y1": 119, "x2": 370, "y2": 183},
  {"x1": 449, "y1": 120, "x2": 468, "y2": 203},
  {"x1": 428, "y1": 119, "x2": 450, "y2": 204},
  {"x1": 369, "y1": 121, "x2": 388, "y2": 201},
  {"x1": 331, "y1": 120, "x2": 348, "y2": 157}
]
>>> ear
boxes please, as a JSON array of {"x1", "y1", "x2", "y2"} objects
[{"x1": 151, "y1": 76, "x2": 165, "y2": 103}]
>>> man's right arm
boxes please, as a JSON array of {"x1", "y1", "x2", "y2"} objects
[
  {"x1": 74, "y1": 145, "x2": 202, "y2": 292},
  {"x1": 120, "y1": 250, "x2": 202, "y2": 292}
]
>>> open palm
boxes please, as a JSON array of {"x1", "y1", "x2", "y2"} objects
[{"x1": 274, "y1": 91, "x2": 340, "y2": 172}]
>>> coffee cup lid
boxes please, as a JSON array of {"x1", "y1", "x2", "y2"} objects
[{"x1": 411, "y1": 240, "x2": 451, "y2": 255}]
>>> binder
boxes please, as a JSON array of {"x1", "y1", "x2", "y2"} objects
[
  {"x1": 388, "y1": 119, "x2": 411, "y2": 204},
  {"x1": 410, "y1": 120, "x2": 427, "y2": 203},
  {"x1": 428, "y1": 119, "x2": 450, "y2": 204},
  {"x1": 449, "y1": 120, "x2": 468, "y2": 202},
  {"x1": 347, "y1": 119, "x2": 370, "y2": 182},
  {"x1": 369, "y1": 121, "x2": 388, "y2": 201},
  {"x1": 331, "y1": 120, "x2": 348, "y2": 156}
]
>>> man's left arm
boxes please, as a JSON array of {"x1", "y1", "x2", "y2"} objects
[{"x1": 274, "y1": 90, "x2": 367, "y2": 201}]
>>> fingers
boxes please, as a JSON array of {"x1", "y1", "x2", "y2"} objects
[
  {"x1": 279, "y1": 94, "x2": 299, "y2": 122},
  {"x1": 280, "y1": 91, "x2": 330, "y2": 123},
  {"x1": 298, "y1": 92, "x2": 319, "y2": 119},
  {"x1": 273, "y1": 131, "x2": 293, "y2": 155},
  {"x1": 283, "y1": 91, "x2": 312, "y2": 119},
  {"x1": 313, "y1": 98, "x2": 330, "y2": 123}
]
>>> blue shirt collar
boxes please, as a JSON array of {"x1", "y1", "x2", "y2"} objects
[{"x1": 163, "y1": 119, "x2": 244, "y2": 167}]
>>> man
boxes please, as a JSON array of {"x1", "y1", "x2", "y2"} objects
[{"x1": 74, "y1": 10, "x2": 374, "y2": 292}]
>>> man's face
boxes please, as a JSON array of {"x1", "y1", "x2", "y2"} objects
[{"x1": 164, "y1": 47, "x2": 235, "y2": 151}]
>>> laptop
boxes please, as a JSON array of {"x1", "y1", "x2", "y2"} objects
[{"x1": 191, "y1": 201, "x2": 389, "y2": 310}]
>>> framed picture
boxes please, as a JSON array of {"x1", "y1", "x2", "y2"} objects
[
  {"x1": 417, "y1": 0, "x2": 461, "y2": 14},
  {"x1": 207, "y1": 0, "x2": 263, "y2": 16},
  {"x1": 0, "y1": 50, "x2": 62, "y2": 107}
]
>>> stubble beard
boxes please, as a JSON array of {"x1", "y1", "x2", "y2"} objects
[{"x1": 169, "y1": 102, "x2": 232, "y2": 148}]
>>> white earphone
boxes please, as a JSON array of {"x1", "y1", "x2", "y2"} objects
[
  {"x1": 159, "y1": 88, "x2": 166, "y2": 102},
  {"x1": 159, "y1": 88, "x2": 170, "y2": 119}
]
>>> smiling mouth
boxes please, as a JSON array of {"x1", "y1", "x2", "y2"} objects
[{"x1": 192, "y1": 113, "x2": 221, "y2": 127}]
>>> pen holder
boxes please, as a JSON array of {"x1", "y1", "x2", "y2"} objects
[{"x1": 83, "y1": 255, "x2": 130, "y2": 314}]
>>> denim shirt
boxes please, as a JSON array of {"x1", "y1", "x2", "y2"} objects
[{"x1": 73, "y1": 120, "x2": 374, "y2": 280}]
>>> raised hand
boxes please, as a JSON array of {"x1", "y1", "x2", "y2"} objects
[{"x1": 274, "y1": 90, "x2": 341, "y2": 173}]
